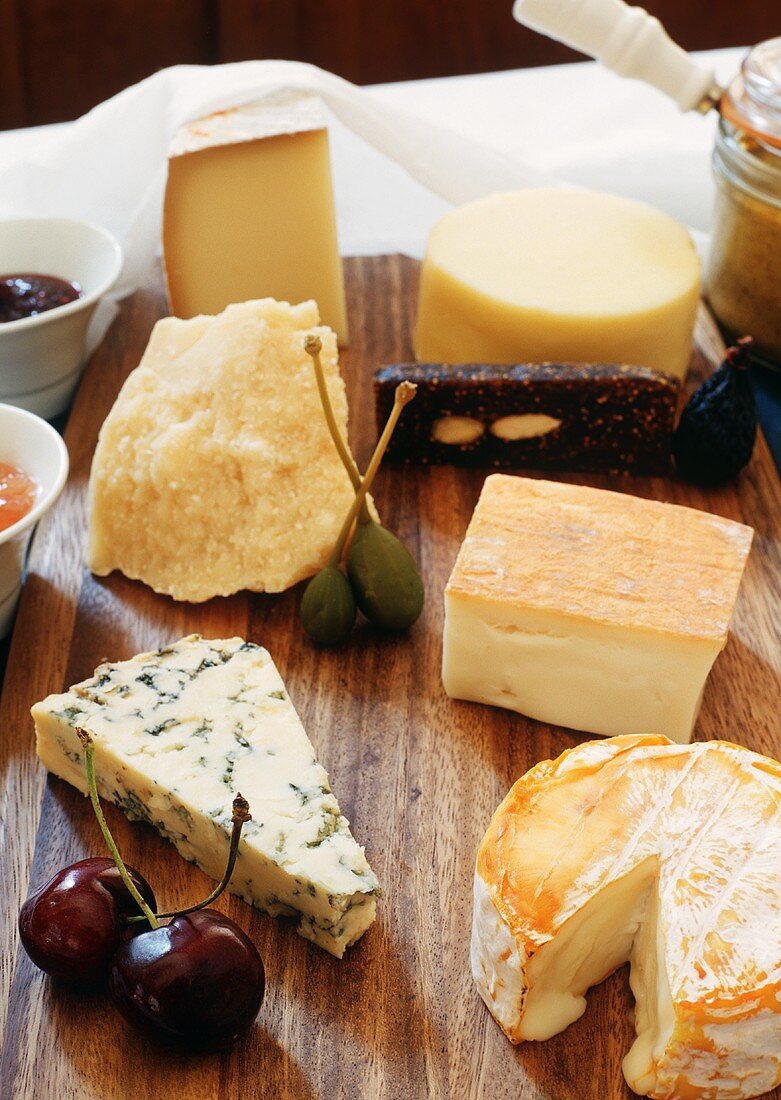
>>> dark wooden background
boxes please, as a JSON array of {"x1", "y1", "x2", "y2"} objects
[{"x1": 1, "y1": 0, "x2": 778, "y2": 130}]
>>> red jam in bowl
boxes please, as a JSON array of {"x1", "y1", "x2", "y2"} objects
[
  {"x1": 0, "y1": 273, "x2": 82, "y2": 324},
  {"x1": 0, "y1": 462, "x2": 39, "y2": 531}
]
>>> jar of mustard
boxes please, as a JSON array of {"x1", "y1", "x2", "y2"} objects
[{"x1": 706, "y1": 38, "x2": 781, "y2": 366}]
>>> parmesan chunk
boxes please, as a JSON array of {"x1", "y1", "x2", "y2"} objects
[{"x1": 88, "y1": 299, "x2": 361, "y2": 602}]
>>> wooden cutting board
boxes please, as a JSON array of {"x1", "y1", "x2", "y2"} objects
[{"x1": 1, "y1": 256, "x2": 779, "y2": 1100}]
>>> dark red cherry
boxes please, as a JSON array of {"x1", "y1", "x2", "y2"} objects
[
  {"x1": 19, "y1": 857, "x2": 157, "y2": 987},
  {"x1": 108, "y1": 909, "x2": 264, "y2": 1050}
]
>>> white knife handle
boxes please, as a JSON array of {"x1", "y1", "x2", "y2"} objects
[{"x1": 513, "y1": 0, "x2": 721, "y2": 111}]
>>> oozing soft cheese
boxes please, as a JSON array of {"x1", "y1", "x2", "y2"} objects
[
  {"x1": 163, "y1": 91, "x2": 348, "y2": 343},
  {"x1": 473, "y1": 735, "x2": 781, "y2": 1099},
  {"x1": 88, "y1": 298, "x2": 365, "y2": 602},
  {"x1": 443, "y1": 475, "x2": 753, "y2": 742},
  {"x1": 414, "y1": 188, "x2": 700, "y2": 378},
  {"x1": 32, "y1": 636, "x2": 380, "y2": 957}
]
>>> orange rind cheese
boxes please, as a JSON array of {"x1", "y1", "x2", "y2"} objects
[
  {"x1": 472, "y1": 734, "x2": 781, "y2": 1099},
  {"x1": 443, "y1": 475, "x2": 753, "y2": 742}
]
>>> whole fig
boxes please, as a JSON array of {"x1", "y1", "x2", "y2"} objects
[{"x1": 673, "y1": 336, "x2": 756, "y2": 484}]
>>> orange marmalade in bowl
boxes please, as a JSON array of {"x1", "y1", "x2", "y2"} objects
[{"x1": 0, "y1": 462, "x2": 39, "y2": 532}]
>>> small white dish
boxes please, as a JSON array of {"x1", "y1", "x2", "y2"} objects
[
  {"x1": 0, "y1": 218, "x2": 123, "y2": 419},
  {"x1": 0, "y1": 404, "x2": 69, "y2": 637}
]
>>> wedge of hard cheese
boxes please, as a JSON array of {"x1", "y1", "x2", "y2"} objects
[
  {"x1": 473, "y1": 735, "x2": 781, "y2": 1100},
  {"x1": 88, "y1": 298, "x2": 361, "y2": 602},
  {"x1": 33, "y1": 635, "x2": 380, "y2": 957},
  {"x1": 443, "y1": 475, "x2": 752, "y2": 743},
  {"x1": 163, "y1": 91, "x2": 348, "y2": 343}
]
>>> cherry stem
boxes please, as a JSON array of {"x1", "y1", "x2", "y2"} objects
[
  {"x1": 155, "y1": 795, "x2": 251, "y2": 919},
  {"x1": 75, "y1": 728, "x2": 159, "y2": 930},
  {"x1": 327, "y1": 380, "x2": 416, "y2": 567},
  {"x1": 304, "y1": 334, "x2": 371, "y2": 524},
  {"x1": 124, "y1": 794, "x2": 252, "y2": 924}
]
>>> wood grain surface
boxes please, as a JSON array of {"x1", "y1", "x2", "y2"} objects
[{"x1": 0, "y1": 255, "x2": 779, "y2": 1100}]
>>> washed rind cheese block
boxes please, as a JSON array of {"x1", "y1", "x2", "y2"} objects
[
  {"x1": 88, "y1": 298, "x2": 363, "y2": 602},
  {"x1": 32, "y1": 636, "x2": 380, "y2": 957},
  {"x1": 374, "y1": 362, "x2": 679, "y2": 474},
  {"x1": 414, "y1": 188, "x2": 701, "y2": 379},
  {"x1": 443, "y1": 475, "x2": 752, "y2": 742},
  {"x1": 163, "y1": 91, "x2": 348, "y2": 343},
  {"x1": 473, "y1": 735, "x2": 781, "y2": 1099}
]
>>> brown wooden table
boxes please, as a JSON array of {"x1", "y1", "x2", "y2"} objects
[{"x1": 1, "y1": 256, "x2": 779, "y2": 1100}]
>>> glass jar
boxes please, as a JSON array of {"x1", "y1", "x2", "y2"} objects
[{"x1": 706, "y1": 38, "x2": 781, "y2": 367}]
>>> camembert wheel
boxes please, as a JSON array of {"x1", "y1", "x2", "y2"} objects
[{"x1": 472, "y1": 735, "x2": 781, "y2": 1099}]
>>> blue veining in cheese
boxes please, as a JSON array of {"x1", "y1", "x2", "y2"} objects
[{"x1": 32, "y1": 635, "x2": 380, "y2": 956}]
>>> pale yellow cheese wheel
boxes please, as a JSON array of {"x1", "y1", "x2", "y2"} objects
[{"x1": 413, "y1": 188, "x2": 701, "y2": 379}]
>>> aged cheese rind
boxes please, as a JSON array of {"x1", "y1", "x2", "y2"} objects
[
  {"x1": 443, "y1": 474, "x2": 752, "y2": 743},
  {"x1": 414, "y1": 188, "x2": 700, "y2": 378},
  {"x1": 163, "y1": 91, "x2": 348, "y2": 343},
  {"x1": 473, "y1": 735, "x2": 781, "y2": 1099},
  {"x1": 32, "y1": 635, "x2": 380, "y2": 957},
  {"x1": 87, "y1": 298, "x2": 363, "y2": 602},
  {"x1": 169, "y1": 91, "x2": 328, "y2": 156}
]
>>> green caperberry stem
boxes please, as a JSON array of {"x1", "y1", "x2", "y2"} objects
[
  {"x1": 75, "y1": 727, "x2": 159, "y2": 930},
  {"x1": 327, "y1": 380, "x2": 417, "y2": 568},
  {"x1": 149, "y1": 795, "x2": 251, "y2": 920},
  {"x1": 304, "y1": 334, "x2": 371, "y2": 524}
]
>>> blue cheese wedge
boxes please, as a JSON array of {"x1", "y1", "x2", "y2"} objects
[{"x1": 32, "y1": 635, "x2": 380, "y2": 956}]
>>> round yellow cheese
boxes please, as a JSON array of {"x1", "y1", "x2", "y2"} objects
[{"x1": 414, "y1": 188, "x2": 701, "y2": 379}]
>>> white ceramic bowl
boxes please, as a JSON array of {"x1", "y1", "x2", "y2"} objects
[
  {"x1": 0, "y1": 404, "x2": 68, "y2": 637},
  {"x1": 0, "y1": 218, "x2": 123, "y2": 419}
]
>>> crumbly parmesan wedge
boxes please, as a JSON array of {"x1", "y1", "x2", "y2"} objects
[
  {"x1": 32, "y1": 635, "x2": 380, "y2": 957},
  {"x1": 87, "y1": 298, "x2": 363, "y2": 602}
]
